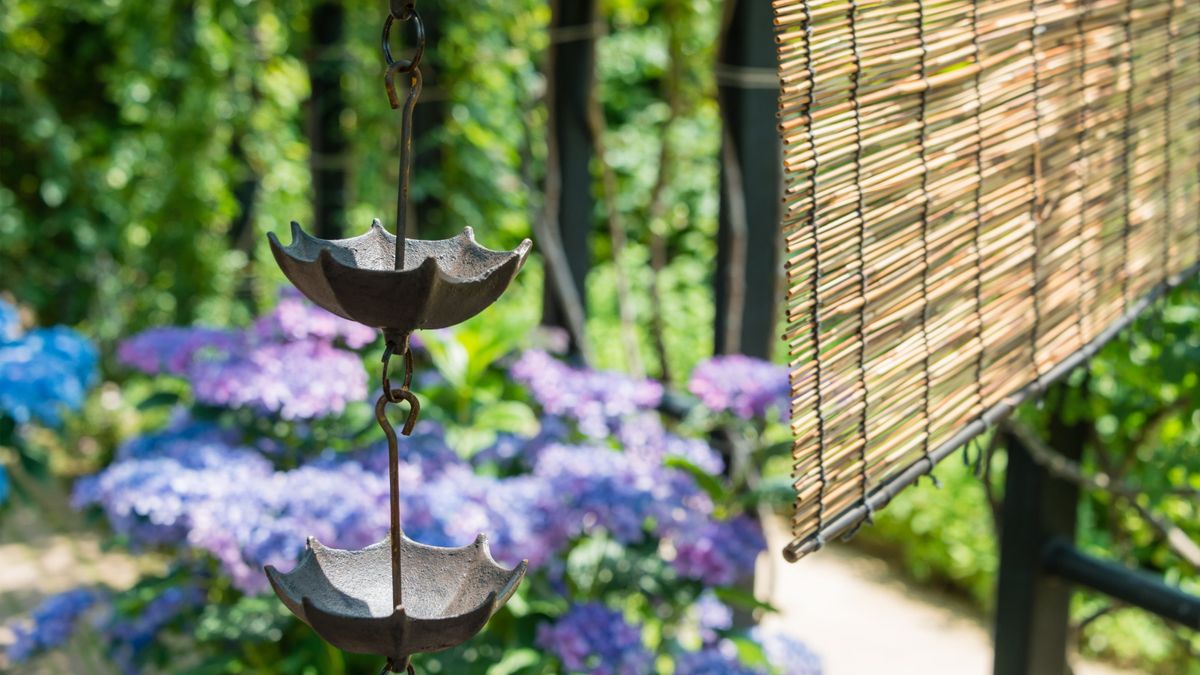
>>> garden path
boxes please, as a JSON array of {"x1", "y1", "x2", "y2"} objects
[{"x1": 760, "y1": 518, "x2": 1140, "y2": 675}]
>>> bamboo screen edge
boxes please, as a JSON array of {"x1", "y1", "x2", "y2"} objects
[{"x1": 775, "y1": 0, "x2": 1200, "y2": 561}]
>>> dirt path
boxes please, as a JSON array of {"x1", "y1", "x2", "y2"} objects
[{"x1": 760, "y1": 518, "x2": 1140, "y2": 675}]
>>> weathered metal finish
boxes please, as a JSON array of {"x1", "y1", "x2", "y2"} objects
[
  {"x1": 263, "y1": 3, "x2": 530, "y2": 671},
  {"x1": 265, "y1": 536, "x2": 527, "y2": 665},
  {"x1": 268, "y1": 221, "x2": 531, "y2": 341}
]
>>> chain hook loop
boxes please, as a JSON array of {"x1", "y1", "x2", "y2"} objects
[{"x1": 382, "y1": 6, "x2": 425, "y2": 78}]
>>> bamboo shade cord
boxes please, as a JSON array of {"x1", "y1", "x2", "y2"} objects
[{"x1": 776, "y1": 0, "x2": 1200, "y2": 561}]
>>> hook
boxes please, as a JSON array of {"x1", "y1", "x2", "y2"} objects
[{"x1": 377, "y1": 388, "x2": 421, "y2": 437}]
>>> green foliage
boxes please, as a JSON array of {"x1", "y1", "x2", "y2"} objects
[
  {"x1": 0, "y1": 0, "x2": 309, "y2": 339},
  {"x1": 862, "y1": 280, "x2": 1200, "y2": 673}
]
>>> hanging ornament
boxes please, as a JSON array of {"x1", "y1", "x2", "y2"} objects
[{"x1": 264, "y1": 2, "x2": 531, "y2": 672}]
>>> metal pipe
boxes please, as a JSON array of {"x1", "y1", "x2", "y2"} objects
[{"x1": 1043, "y1": 539, "x2": 1200, "y2": 630}]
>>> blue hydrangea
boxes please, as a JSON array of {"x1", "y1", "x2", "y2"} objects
[
  {"x1": 0, "y1": 464, "x2": 8, "y2": 505},
  {"x1": 105, "y1": 585, "x2": 206, "y2": 675},
  {"x1": 0, "y1": 300, "x2": 21, "y2": 343},
  {"x1": 0, "y1": 301, "x2": 98, "y2": 427},
  {"x1": 750, "y1": 626, "x2": 823, "y2": 675},
  {"x1": 4, "y1": 588, "x2": 102, "y2": 663},
  {"x1": 676, "y1": 642, "x2": 762, "y2": 675},
  {"x1": 694, "y1": 590, "x2": 733, "y2": 644},
  {"x1": 536, "y1": 603, "x2": 653, "y2": 675},
  {"x1": 689, "y1": 355, "x2": 789, "y2": 421}
]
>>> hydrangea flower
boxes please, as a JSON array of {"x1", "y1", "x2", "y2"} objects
[
  {"x1": 676, "y1": 641, "x2": 762, "y2": 675},
  {"x1": 694, "y1": 590, "x2": 733, "y2": 644},
  {"x1": 510, "y1": 350, "x2": 663, "y2": 437},
  {"x1": 116, "y1": 327, "x2": 240, "y2": 377},
  {"x1": 188, "y1": 339, "x2": 367, "y2": 420},
  {"x1": 0, "y1": 464, "x2": 8, "y2": 505},
  {"x1": 0, "y1": 300, "x2": 21, "y2": 343},
  {"x1": 536, "y1": 603, "x2": 653, "y2": 675},
  {"x1": 0, "y1": 322, "x2": 98, "y2": 426},
  {"x1": 666, "y1": 514, "x2": 766, "y2": 586},
  {"x1": 103, "y1": 584, "x2": 206, "y2": 675},
  {"x1": 115, "y1": 291, "x2": 369, "y2": 420},
  {"x1": 252, "y1": 288, "x2": 376, "y2": 348},
  {"x1": 617, "y1": 412, "x2": 725, "y2": 475},
  {"x1": 750, "y1": 626, "x2": 823, "y2": 675},
  {"x1": 4, "y1": 588, "x2": 102, "y2": 663},
  {"x1": 689, "y1": 355, "x2": 789, "y2": 421},
  {"x1": 533, "y1": 443, "x2": 706, "y2": 545}
]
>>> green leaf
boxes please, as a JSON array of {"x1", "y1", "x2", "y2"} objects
[
  {"x1": 474, "y1": 401, "x2": 539, "y2": 436},
  {"x1": 712, "y1": 586, "x2": 779, "y2": 615},
  {"x1": 664, "y1": 456, "x2": 727, "y2": 502},
  {"x1": 137, "y1": 391, "x2": 181, "y2": 410},
  {"x1": 486, "y1": 648, "x2": 541, "y2": 675}
]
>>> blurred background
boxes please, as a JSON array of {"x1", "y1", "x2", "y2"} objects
[{"x1": 1, "y1": 1, "x2": 1197, "y2": 673}]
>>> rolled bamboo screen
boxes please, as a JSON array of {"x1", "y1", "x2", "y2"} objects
[{"x1": 776, "y1": 0, "x2": 1200, "y2": 561}]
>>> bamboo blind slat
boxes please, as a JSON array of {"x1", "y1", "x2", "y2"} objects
[{"x1": 776, "y1": 0, "x2": 1200, "y2": 561}]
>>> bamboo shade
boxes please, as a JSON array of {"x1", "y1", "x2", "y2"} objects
[{"x1": 776, "y1": 0, "x2": 1200, "y2": 561}]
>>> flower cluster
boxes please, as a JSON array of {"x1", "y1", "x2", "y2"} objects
[
  {"x1": 74, "y1": 422, "x2": 391, "y2": 593},
  {"x1": 689, "y1": 355, "x2": 789, "y2": 421},
  {"x1": 693, "y1": 590, "x2": 733, "y2": 644},
  {"x1": 510, "y1": 350, "x2": 663, "y2": 437},
  {"x1": 251, "y1": 287, "x2": 376, "y2": 348},
  {"x1": 5, "y1": 589, "x2": 102, "y2": 663},
  {"x1": 536, "y1": 603, "x2": 654, "y2": 675},
  {"x1": 667, "y1": 514, "x2": 766, "y2": 586},
  {"x1": 676, "y1": 643, "x2": 762, "y2": 675},
  {"x1": 116, "y1": 291, "x2": 368, "y2": 420},
  {"x1": 750, "y1": 626, "x2": 824, "y2": 675},
  {"x1": 105, "y1": 585, "x2": 206, "y2": 673},
  {"x1": 0, "y1": 300, "x2": 97, "y2": 427}
]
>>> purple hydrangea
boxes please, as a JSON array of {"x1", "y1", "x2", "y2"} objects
[
  {"x1": 188, "y1": 339, "x2": 367, "y2": 420},
  {"x1": 750, "y1": 626, "x2": 823, "y2": 675},
  {"x1": 533, "y1": 443, "x2": 710, "y2": 545},
  {"x1": 536, "y1": 603, "x2": 653, "y2": 675},
  {"x1": 676, "y1": 642, "x2": 762, "y2": 675},
  {"x1": 5, "y1": 588, "x2": 102, "y2": 663},
  {"x1": 115, "y1": 291, "x2": 370, "y2": 420},
  {"x1": 510, "y1": 350, "x2": 663, "y2": 437},
  {"x1": 0, "y1": 321, "x2": 98, "y2": 427},
  {"x1": 252, "y1": 288, "x2": 376, "y2": 349},
  {"x1": 666, "y1": 514, "x2": 765, "y2": 586},
  {"x1": 689, "y1": 355, "x2": 789, "y2": 421},
  {"x1": 617, "y1": 412, "x2": 725, "y2": 475},
  {"x1": 116, "y1": 327, "x2": 240, "y2": 377}
]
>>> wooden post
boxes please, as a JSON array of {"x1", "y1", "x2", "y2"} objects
[
  {"x1": 714, "y1": 0, "x2": 782, "y2": 359},
  {"x1": 992, "y1": 412, "x2": 1084, "y2": 675},
  {"x1": 310, "y1": 0, "x2": 348, "y2": 240},
  {"x1": 541, "y1": 0, "x2": 597, "y2": 352}
]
